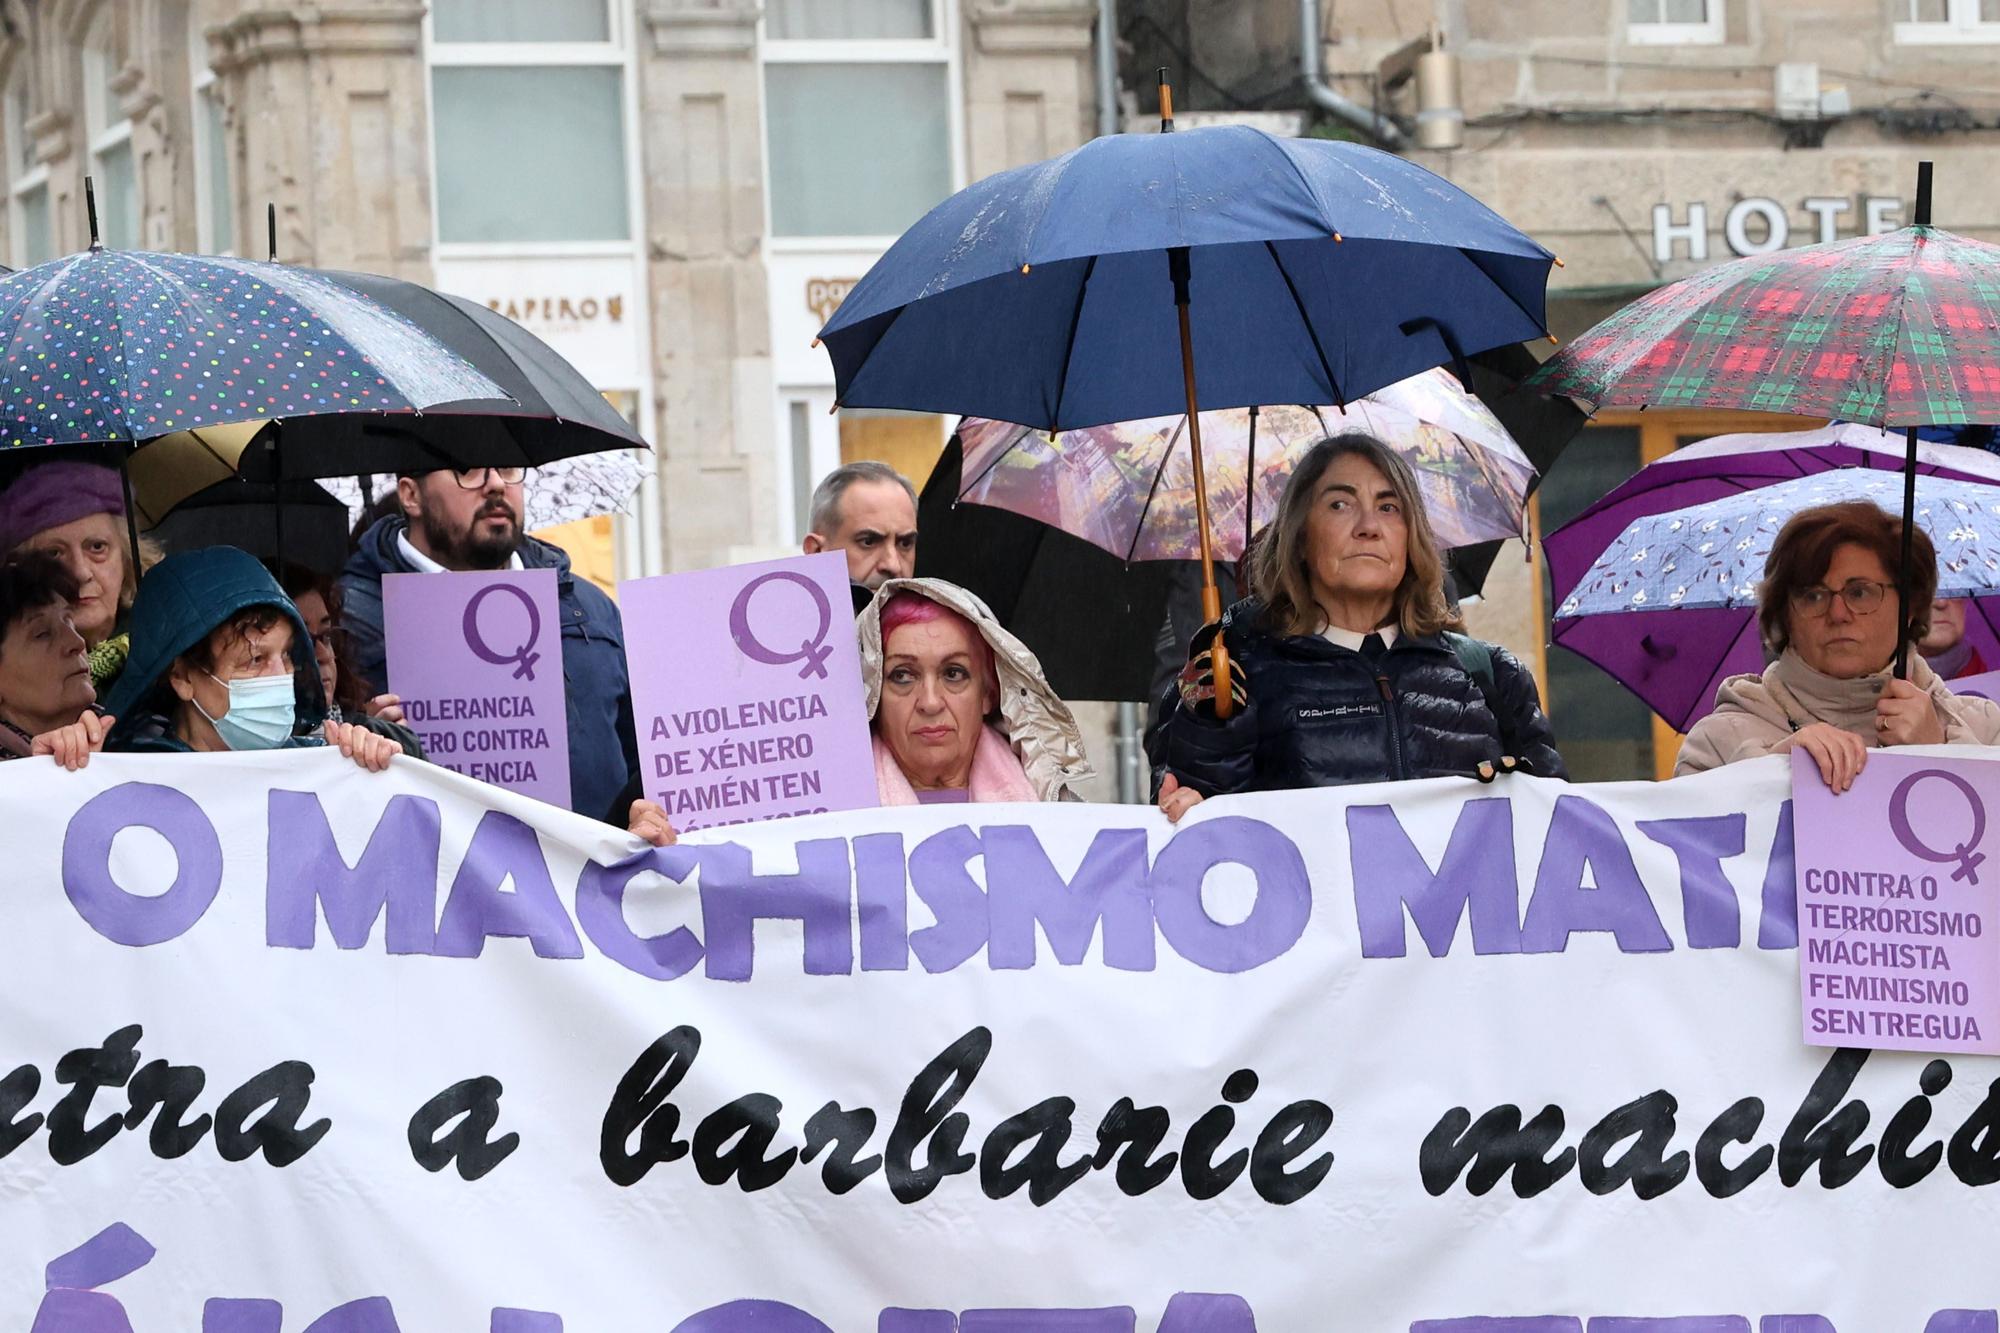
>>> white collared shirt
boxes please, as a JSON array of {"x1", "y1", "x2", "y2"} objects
[
  {"x1": 396, "y1": 530, "x2": 525, "y2": 574},
  {"x1": 1321, "y1": 623, "x2": 1398, "y2": 652}
]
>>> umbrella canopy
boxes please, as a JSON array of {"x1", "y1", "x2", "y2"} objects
[
  {"x1": 0, "y1": 250, "x2": 502, "y2": 448},
  {"x1": 320, "y1": 448, "x2": 652, "y2": 536},
  {"x1": 148, "y1": 476, "x2": 352, "y2": 577},
  {"x1": 821, "y1": 125, "x2": 1554, "y2": 431},
  {"x1": 1528, "y1": 225, "x2": 2000, "y2": 428},
  {"x1": 1545, "y1": 422, "x2": 2000, "y2": 603},
  {"x1": 918, "y1": 437, "x2": 1187, "y2": 702},
  {"x1": 955, "y1": 367, "x2": 1536, "y2": 563},
  {"x1": 1554, "y1": 471, "x2": 2000, "y2": 729}
]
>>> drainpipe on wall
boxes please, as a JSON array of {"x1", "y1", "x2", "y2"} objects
[
  {"x1": 1300, "y1": 0, "x2": 1409, "y2": 149},
  {"x1": 1096, "y1": 0, "x2": 1121, "y2": 138}
]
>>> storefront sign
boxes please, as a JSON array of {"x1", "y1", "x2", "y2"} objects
[
  {"x1": 620, "y1": 550, "x2": 877, "y2": 830},
  {"x1": 383, "y1": 569, "x2": 572, "y2": 806},
  {"x1": 1792, "y1": 748, "x2": 2000, "y2": 1055},
  {"x1": 434, "y1": 253, "x2": 645, "y2": 390},
  {"x1": 770, "y1": 250, "x2": 886, "y2": 386},
  {"x1": 1652, "y1": 194, "x2": 1906, "y2": 263}
]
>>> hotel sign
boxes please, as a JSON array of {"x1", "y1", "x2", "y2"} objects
[{"x1": 1651, "y1": 194, "x2": 1907, "y2": 264}]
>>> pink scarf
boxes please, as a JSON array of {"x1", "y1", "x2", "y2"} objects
[{"x1": 873, "y1": 725, "x2": 1039, "y2": 805}]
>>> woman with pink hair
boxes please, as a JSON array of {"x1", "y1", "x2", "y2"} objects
[{"x1": 629, "y1": 577, "x2": 1089, "y2": 844}]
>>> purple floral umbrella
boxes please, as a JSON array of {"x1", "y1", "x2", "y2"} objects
[
  {"x1": 952, "y1": 367, "x2": 1536, "y2": 563},
  {"x1": 1555, "y1": 470, "x2": 2000, "y2": 731}
]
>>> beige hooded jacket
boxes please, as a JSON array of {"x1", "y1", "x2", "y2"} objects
[
  {"x1": 857, "y1": 577, "x2": 1094, "y2": 802},
  {"x1": 1675, "y1": 647, "x2": 2000, "y2": 775}
]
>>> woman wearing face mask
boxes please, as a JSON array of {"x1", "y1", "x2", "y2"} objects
[
  {"x1": 0, "y1": 554, "x2": 106, "y2": 767},
  {"x1": 39, "y1": 547, "x2": 400, "y2": 769},
  {"x1": 627, "y1": 578, "x2": 1090, "y2": 846}
]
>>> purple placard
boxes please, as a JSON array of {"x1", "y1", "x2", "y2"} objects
[
  {"x1": 1792, "y1": 747, "x2": 2000, "y2": 1055},
  {"x1": 620, "y1": 551, "x2": 876, "y2": 831},
  {"x1": 382, "y1": 569, "x2": 571, "y2": 807},
  {"x1": 1950, "y1": 668, "x2": 2000, "y2": 703}
]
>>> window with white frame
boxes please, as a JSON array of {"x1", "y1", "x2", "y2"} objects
[
  {"x1": 1896, "y1": 0, "x2": 2000, "y2": 42},
  {"x1": 763, "y1": 0, "x2": 956, "y2": 239},
  {"x1": 427, "y1": 0, "x2": 633, "y2": 244},
  {"x1": 190, "y1": 8, "x2": 234, "y2": 254},
  {"x1": 82, "y1": 15, "x2": 139, "y2": 249},
  {"x1": 1626, "y1": 0, "x2": 1726, "y2": 44},
  {"x1": 4, "y1": 79, "x2": 52, "y2": 267}
]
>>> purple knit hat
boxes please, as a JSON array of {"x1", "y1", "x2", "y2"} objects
[{"x1": 0, "y1": 462, "x2": 126, "y2": 554}]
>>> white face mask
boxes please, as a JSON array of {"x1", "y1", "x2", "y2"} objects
[{"x1": 193, "y1": 671, "x2": 296, "y2": 751}]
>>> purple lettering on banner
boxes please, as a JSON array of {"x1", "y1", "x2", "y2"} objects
[
  {"x1": 699, "y1": 839, "x2": 855, "y2": 980},
  {"x1": 29, "y1": 1291, "x2": 133, "y2": 1333},
  {"x1": 1757, "y1": 800, "x2": 1797, "y2": 950},
  {"x1": 1759, "y1": 1319, "x2": 1836, "y2": 1333},
  {"x1": 960, "y1": 1312, "x2": 1136, "y2": 1332},
  {"x1": 1149, "y1": 817, "x2": 1310, "y2": 973},
  {"x1": 1926, "y1": 1314, "x2": 2000, "y2": 1333},
  {"x1": 1522, "y1": 796, "x2": 1671, "y2": 954},
  {"x1": 1409, "y1": 1322, "x2": 1580, "y2": 1333},
  {"x1": 383, "y1": 569, "x2": 571, "y2": 807},
  {"x1": 61, "y1": 782, "x2": 223, "y2": 947},
  {"x1": 668, "y1": 1301, "x2": 833, "y2": 1333},
  {"x1": 575, "y1": 846, "x2": 706, "y2": 982},
  {"x1": 1636, "y1": 814, "x2": 1747, "y2": 949},
  {"x1": 44, "y1": 1223, "x2": 153, "y2": 1289},
  {"x1": 1587, "y1": 1321, "x2": 1750, "y2": 1333},
  {"x1": 984, "y1": 826, "x2": 1154, "y2": 971},
  {"x1": 910, "y1": 826, "x2": 991, "y2": 974},
  {"x1": 1157, "y1": 1293, "x2": 1259, "y2": 1332},
  {"x1": 856, "y1": 832, "x2": 910, "y2": 972},
  {"x1": 434, "y1": 812, "x2": 584, "y2": 960},
  {"x1": 300, "y1": 1298, "x2": 403, "y2": 1332},
  {"x1": 1349, "y1": 797, "x2": 1520, "y2": 958},
  {"x1": 622, "y1": 551, "x2": 877, "y2": 832},
  {"x1": 880, "y1": 1314, "x2": 957, "y2": 1333},
  {"x1": 203, "y1": 1299, "x2": 283, "y2": 1333},
  {"x1": 265, "y1": 790, "x2": 441, "y2": 954},
  {"x1": 491, "y1": 1312, "x2": 564, "y2": 1332},
  {"x1": 1791, "y1": 749, "x2": 2000, "y2": 1055}
]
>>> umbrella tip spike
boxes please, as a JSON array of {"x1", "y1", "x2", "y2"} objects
[
  {"x1": 1333, "y1": 231, "x2": 1344, "y2": 243},
  {"x1": 809, "y1": 337, "x2": 820, "y2": 348},
  {"x1": 1546, "y1": 332, "x2": 1561, "y2": 346},
  {"x1": 1552, "y1": 255, "x2": 1565, "y2": 268},
  {"x1": 828, "y1": 400, "x2": 841, "y2": 416}
]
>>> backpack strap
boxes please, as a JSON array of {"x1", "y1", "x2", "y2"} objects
[{"x1": 1443, "y1": 631, "x2": 1498, "y2": 713}]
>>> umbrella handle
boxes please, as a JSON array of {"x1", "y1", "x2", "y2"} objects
[{"x1": 1171, "y1": 244, "x2": 1235, "y2": 720}]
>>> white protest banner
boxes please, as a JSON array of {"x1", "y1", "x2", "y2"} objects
[
  {"x1": 621, "y1": 551, "x2": 876, "y2": 830},
  {"x1": 3, "y1": 750, "x2": 1999, "y2": 1332}
]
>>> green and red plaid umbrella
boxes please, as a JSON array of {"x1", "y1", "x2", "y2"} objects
[{"x1": 1529, "y1": 224, "x2": 2000, "y2": 427}]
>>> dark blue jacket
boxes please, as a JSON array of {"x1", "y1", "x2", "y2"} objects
[
  {"x1": 340, "y1": 517, "x2": 639, "y2": 819},
  {"x1": 1163, "y1": 598, "x2": 1566, "y2": 794}
]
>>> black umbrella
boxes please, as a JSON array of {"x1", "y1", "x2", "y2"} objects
[
  {"x1": 148, "y1": 476, "x2": 352, "y2": 577},
  {"x1": 177, "y1": 269, "x2": 645, "y2": 484},
  {"x1": 918, "y1": 437, "x2": 1191, "y2": 703}
]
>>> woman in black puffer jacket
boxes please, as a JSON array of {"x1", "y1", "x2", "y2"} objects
[{"x1": 1158, "y1": 432, "x2": 1563, "y2": 820}]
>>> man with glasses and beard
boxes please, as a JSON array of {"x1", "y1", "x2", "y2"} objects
[{"x1": 340, "y1": 461, "x2": 640, "y2": 820}]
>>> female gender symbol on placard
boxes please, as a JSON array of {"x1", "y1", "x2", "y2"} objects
[
  {"x1": 1889, "y1": 769, "x2": 1988, "y2": 884},
  {"x1": 728, "y1": 570, "x2": 833, "y2": 679},
  {"x1": 463, "y1": 583, "x2": 543, "y2": 681}
]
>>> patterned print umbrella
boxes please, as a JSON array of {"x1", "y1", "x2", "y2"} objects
[
  {"x1": 0, "y1": 250, "x2": 503, "y2": 449},
  {"x1": 1529, "y1": 225, "x2": 2000, "y2": 427},
  {"x1": 1554, "y1": 470, "x2": 2000, "y2": 729},
  {"x1": 321, "y1": 449, "x2": 653, "y2": 535},
  {"x1": 954, "y1": 367, "x2": 1536, "y2": 563}
]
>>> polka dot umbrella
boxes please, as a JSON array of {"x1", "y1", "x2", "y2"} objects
[{"x1": 0, "y1": 248, "x2": 505, "y2": 451}]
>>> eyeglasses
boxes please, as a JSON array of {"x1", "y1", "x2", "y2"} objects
[
  {"x1": 445, "y1": 466, "x2": 527, "y2": 490},
  {"x1": 1790, "y1": 579, "x2": 1894, "y2": 618}
]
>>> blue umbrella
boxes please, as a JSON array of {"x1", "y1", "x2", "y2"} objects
[
  {"x1": 820, "y1": 81, "x2": 1554, "y2": 710},
  {"x1": 1554, "y1": 470, "x2": 2000, "y2": 730},
  {"x1": 0, "y1": 249, "x2": 504, "y2": 450}
]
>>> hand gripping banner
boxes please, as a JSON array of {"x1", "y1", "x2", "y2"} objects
[{"x1": 2, "y1": 751, "x2": 1998, "y2": 1331}]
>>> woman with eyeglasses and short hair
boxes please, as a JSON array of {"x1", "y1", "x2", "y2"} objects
[{"x1": 1676, "y1": 501, "x2": 2000, "y2": 789}]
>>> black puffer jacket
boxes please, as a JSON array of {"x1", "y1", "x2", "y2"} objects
[{"x1": 1163, "y1": 599, "x2": 1565, "y2": 794}]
